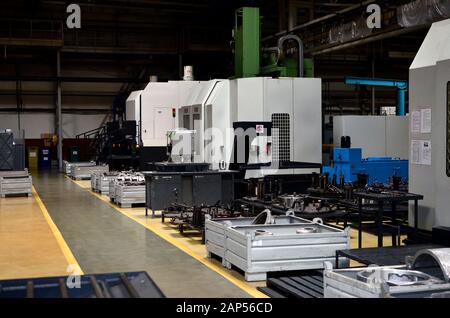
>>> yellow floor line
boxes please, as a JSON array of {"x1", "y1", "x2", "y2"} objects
[
  {"x1": 68, "y1": 177, "x2": 266, "y2": 298},
  {"x1": 32, "y1": 185, "x2": 84, "y2": 275}
]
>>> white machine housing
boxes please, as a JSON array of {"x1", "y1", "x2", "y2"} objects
[
  {"x1": 126, "y1": 81, "x2": 202, "y2": 147},
  {"x1": 333, "y1": 115, "x2": 409, "y2": 159},
  {"x1": 178, "y1": 77, "x2": 322, "y2": 178},
  {"x1": 409, "y1": 19, "x2": 450, "y2": 230}
]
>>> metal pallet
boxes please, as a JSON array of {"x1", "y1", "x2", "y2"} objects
[
  {"x1": 258, "y1": 271, "x2": 324, "y2": 298},
  {"x1": 0, "y1": 271, "x2": 165, "y2": 298}
]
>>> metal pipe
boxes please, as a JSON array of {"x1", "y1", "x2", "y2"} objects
[
  {"x1": 56, "y1": 50, "x2": 63, "y2": 171},
  {"x1": 277, "y1": 34, "x2": 304, "y2": 77},
  {"x1": 345, "y1": 76, "x2": 408, "y2": 116},
  {"x1": 397, "y1": 88, "x2": 406, "y2": 116},
  {"x1": 263, "y1": 0, "x2": 377, "y2": 42},
  {"x1": 308, "y1": 24, "x2": 428, "y2": 55}
]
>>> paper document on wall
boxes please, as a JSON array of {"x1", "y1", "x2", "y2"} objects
[
  {"x1": 411, "y1": 111, "x2": 421, "y2": 133},
  {"x1": 411, "y1": 140, "x2": 421, "y2": 164},
  {"x1": 420, "y1": 109, "x2": 432, "y2": 133},
  {"x1": 421, "y1": 140, "x2": 431, "y2": 165},
  {"x1": 411, "y1": 139, "x2": 431, "y2": 165}
]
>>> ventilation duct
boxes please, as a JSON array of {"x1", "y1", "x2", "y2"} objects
[
  {"x1": 328, "y1": 15, "x2": 373, "y2": 44},
  {"x1": 397, "y1": 0, "x2": 450, "y2": 27}
]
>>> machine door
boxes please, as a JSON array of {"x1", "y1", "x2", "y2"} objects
[{"x1": 142, "y1": 107, "x2": 175, "y2": 147}]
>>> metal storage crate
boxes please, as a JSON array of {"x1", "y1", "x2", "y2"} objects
[
  {"x1": 96, "y1": 173, "x2": 119, "y2": 195},
  {"x1": 0, "y1": 170, "x2": 32, "y2": 197},
  {"x1": 109, "y1": 178, "x2": 117, "y2": 201},
  {"x1": 205, "y1": 213, "x2": 311, "y2": 260},
  {"x1": 64, "y1": 161, "x2": 96, "y2": 176},
  {"x1": 323, "y1": 248, "x2": 450, "y2": 298},
  {"x1": 71, "y1": 165, "x2": 109, "y2": 180},
  {"x1": 206, "y1": 215, "x2": 350, "y2": 281},
  {"x1": 115, "y1": 183, "x2": 146, "y2": 208}
]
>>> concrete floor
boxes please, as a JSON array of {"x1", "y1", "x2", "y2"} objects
[
  {"x1": 0, "y1": 188, "x2": 69, "y2": 280},
  {"x1": 32, "y1": 172, "x2": 250, "y2": 298},
  {"x1": 0, "y1": 170, "x2": 404, "y2": 298}
]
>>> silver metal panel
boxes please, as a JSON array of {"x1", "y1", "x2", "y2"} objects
[{"x1": 293, "y1": 78, "x2": 322, "y2": 164}]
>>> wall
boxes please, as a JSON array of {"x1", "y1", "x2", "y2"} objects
[
  {"x1": 0, "y1": 112, "x2": 108, "y2": 138},
  {"x1": 333, "y1": 115, "x2": 409, "y2": 159}
]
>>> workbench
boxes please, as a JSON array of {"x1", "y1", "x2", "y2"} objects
[
  {"x1": 334, "y1": 244, "x2": 443, "y2": 269},
  {"x1": 143, "y1": 170, "x2": 237, "y2": 217},
  {"x1": 353, "y1": 191, "x2": 424, "y2": 248}
]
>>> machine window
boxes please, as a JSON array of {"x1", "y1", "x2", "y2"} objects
[{"x1": 447, "y1": 82, "x2": 450, "y2": 176}]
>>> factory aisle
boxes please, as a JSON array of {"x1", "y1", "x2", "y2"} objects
[
  {"x1": 0, "y1": 188, "x2": 70, "y2": 280},
  {"x1": 32, "y1": 172, "x2": 250, "y2": 298}
]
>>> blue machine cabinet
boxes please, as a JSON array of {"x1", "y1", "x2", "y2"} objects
[{"x1": 323, "y1": 148, "x2": 408, "y2": 185}]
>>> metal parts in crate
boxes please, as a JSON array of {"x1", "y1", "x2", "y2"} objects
[
  {"x1": 205, "y1": 210, "x2": 350, "y2": 281},
  {"x1": 0, "y1": 170, "x2": 32, "y2": 198},
  {"x1": 323, "y1": 148, "x2": 408, "y2": 185},
  {"x1": 0, "y1": 271, "x2": 165, "y2": 298},
  {"x1": 108, "y1": 172, "x2": 145, "y2": 208},
  {"x1": 323, "y1": 248, "x2": 450, "y2": 298}
]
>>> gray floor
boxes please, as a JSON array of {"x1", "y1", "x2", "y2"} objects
[{"x1": 33, "y1": 172, "x2": 250, "y2": 298}]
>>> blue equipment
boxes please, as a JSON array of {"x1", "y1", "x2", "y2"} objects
[{"x1": 323, "y1": 148, "x2": 408, "y2": 185}]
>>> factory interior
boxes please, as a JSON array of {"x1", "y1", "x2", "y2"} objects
[{"x1": 1, "y1": 0, "x2": 450, "y2": 301}]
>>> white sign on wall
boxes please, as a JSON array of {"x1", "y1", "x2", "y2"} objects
[
  {"x1": 420, "y1": 108, "x2": 432, "y2": 133},
  {"x1": 411, "y1": 139, "x2": 432, "y2": 165}
]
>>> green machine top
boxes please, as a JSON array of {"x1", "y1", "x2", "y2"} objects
[{"x1": 233, "y1": 7, "x2": 311, "y2": 79}]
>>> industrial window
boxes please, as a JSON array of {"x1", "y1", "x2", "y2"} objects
[
  {"x1": 447, "y1": 82, "x2": 450, "y2": 176},
  {"x1": 271, "y1": 113, "x2": 291, "y2": 162}
]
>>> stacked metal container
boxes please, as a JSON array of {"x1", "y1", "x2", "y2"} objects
[
  {"x1": 91, "y1": 171, "x2": 120, "y2": 195},
  {"x1": 64, "y1": 161, "x2": 96, "y2": 176},
  {"x1": 0, "y1": 170, "x2": 33, "y2": 197},
  {"x1": 205, "y1": 211, "x2": 350, "y2": 281},
  {"x1": 66, "y1": 162, "x2": 108, "y2": 180}
]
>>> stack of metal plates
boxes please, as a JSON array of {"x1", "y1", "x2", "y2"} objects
[
  {"x1": 205, "y1": 213, "x2": 350, "y2": 281},
  {"x1": 0, "y1": 170, "x2": 32, "y2": 198}
]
